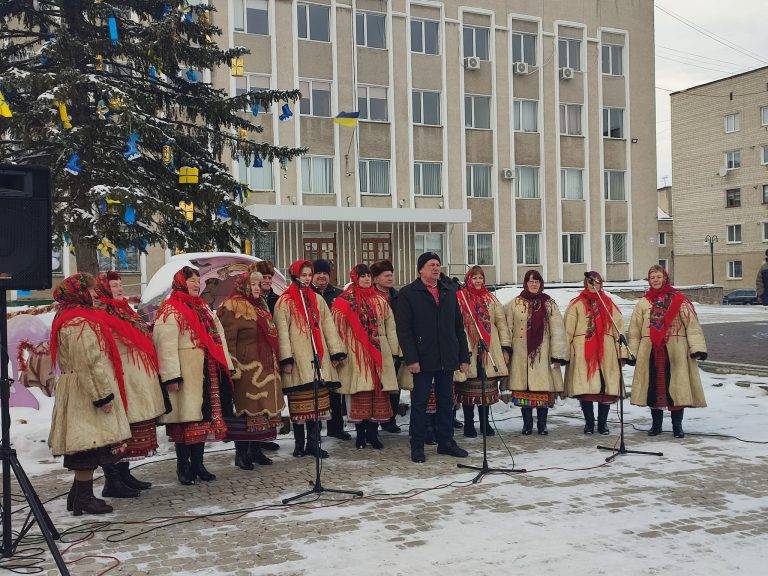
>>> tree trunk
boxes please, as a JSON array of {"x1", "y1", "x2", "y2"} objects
[{"x1": 71, "y1": 236, "x2": 100, "y2": 276}]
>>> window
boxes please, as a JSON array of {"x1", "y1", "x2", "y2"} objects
[
  {"x1": 763, "y1": 222, "x2": 768, "y2": 242},
  {"x1": 357, "y1": 85, "x2": 388, "y2": 122},
  {"x1": 464, "y1": 95, "x2": 491, "y2": 129},
  {"x1": 235, "y1": 74, "x2": 271, "y2": 110},
  {"x1": 463, "y1": 25, "x2": 490, "y2": 60},
  {"x1": 467, "y1": 233, "x2": 494, "y2": 265},
  {"x1": 602, "y1": 108, "x2": 624, "y2": 138},
  {"x1": 604, "y1": 170, "x2": 626, "y2": 201},
  {"x1": 605, "y1": 233, "x2": 627, "y2": 263},
  {"x1": 52, "y1": 248, "x2": 63, "y2": 275},
  {"x1": 724, "y1": 113, "x2": 740, "y2": 133},
  {"x1": 762, "y1": 146, "x2": 768, "y2": 165},
  {"x1": 560, "y1": 168, "x2": 583, "y2": 200},
  {"x1": 512, "y1": 32, "x2": 536, "y2": 66},
  {"x1": 299, "y1": 79, "x2": 331, "y2": 117},
  {"x1": 558, "y1": 38, "x2": 581, "y2": 70},
  {"x1": 725, "y1": 188, "x2": 741, "y2": 208},
  {"x1": 415, "y1": 233, "x2": 444, "y2": 263},
  {"x1": 763, "y1": 184, "x2": 768, "y2": 204},
  {"x1": 659, "y1": 259, "x2": 668, "y2": 270},
  {"x1": 725, "y1": 150, "x2": 741, "y2": 170},
  {"x1": 562, "y1": 233, "x2": 584, "y2": 264},
  {"x1": 238, "y1": 158, "x2": 274, "y2": 191},
  {"x1": 413, "y1": 162, "x2": 442, "y2": 196},
  {"x1": 466, "y1": 164, "x2": 492, "y2": 198},
  {"x1": 727, "y1": 260, "x2": 743, "y2": 280},
  {"x1": 301, "y1": 156, "x2": 334, "y2": 194},
  {"x1": 297, "y1": 2, "x2": 330, "y2": 42},
  {"x1": 359, "y1": 159, "x2": 390, "y2": 195},
  {"x1": 515, "y1": 166, "x2": 539, "y2": 198},
  {"x1": 98, "y1": 246, "x2": 139, "y2": 273},
  {"x1": 762, "y1": 106, "x2": 768, "y2": 126},
  {"x1": 559, "y1": 103, "x2": 582, "y2": 136},
  {"x1": 253, "y1": 231, "x2": 277, "y2": 263},
  {"x1": 412, "y1": 90, "x2": 441, "y2": 125},
  {"x1": 356, "y1": 11, "x2": 386, "y2": 49},
  {"x1": 233, "y1": 0, "x2": 269, "y2": 35},
  {"x1": 726, "y1": 224, "x2": 742, "y2": 243},
  {"x1": 601, "y1": 44, "x2": 623, "y2": 75},
  {"x1": 658, "y1": 232, "x2": 667, "y2": 247},
  {"x1": 513, "y1": 99, "x2": 538, "y2": 132},
  {"x1": 411, "y1": 19, "x2": 440, "y2": 55},
  {"x1": 516, "y1": 234, "x2": 540, "y2": 265}
]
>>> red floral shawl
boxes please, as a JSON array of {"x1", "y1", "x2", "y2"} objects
[
  {"x1": 457, "y1": 269, "x2": 495, "y2": 350},
  {"x1": 518, "y1": 270, "x2": 551, "y2": 362},
  {"x1": 227, "y1": 269, "x2": 280, "y2": 356},
  {"x1": 279, "y1": 260, "x2": 325, "y2": 360},
  {"x1": 571, "y1": 274, "x2": 620, "y2": 378},
  {"x1": 644, "y1": 270, "x2": 691, "y2": 349}
]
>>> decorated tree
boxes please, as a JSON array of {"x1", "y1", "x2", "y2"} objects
[{"x1": 0, "y1": 0, "x2": 303, "y2": 274}]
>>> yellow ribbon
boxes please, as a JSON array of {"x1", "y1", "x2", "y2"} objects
[
  {"x1": 0, "y1": 90, "x2": 12, "y2": 118},
  {"x1": 56, "y1": 101, "x2": 72, "y2": 129}
]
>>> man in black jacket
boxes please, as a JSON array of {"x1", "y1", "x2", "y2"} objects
[
  {"x1": 255, "y1": 260, "x2": 280, "y2": 314},
  {"x1": 371, "y1": 259, "x2": 402, "y2": 434},
  {"x1": 311, "y1": 259, "x2": 349, "y2": 441},
  {"x1": 396, "y1": 252, "x2": 471, "y2": 463}
]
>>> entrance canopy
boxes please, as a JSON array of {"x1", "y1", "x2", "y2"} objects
[{"x1": 248, "y1": 205, "x2": 471, "y2": 223}]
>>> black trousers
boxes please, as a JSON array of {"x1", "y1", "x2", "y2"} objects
[
  {"x1": 410, "y1": 370, "x2": 454, "y2": 448},
  {"x1": 326, "y1": 391, "x2": 345, "y2": 435}
]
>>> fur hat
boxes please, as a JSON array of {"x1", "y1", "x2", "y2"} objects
[
  {"x1": 369, "y1": 259, "x2": 394, "y2": 278},
  {"x1": 312, "y1": 259, "x2": 332, "y2": 275},
  {"x1": 417, "y1": 252, "x2": 441, "y2": 271}
]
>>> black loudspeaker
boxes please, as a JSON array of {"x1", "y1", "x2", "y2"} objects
[{"x1": 0, "y1": 164, "x2": 52, "y2": 290}]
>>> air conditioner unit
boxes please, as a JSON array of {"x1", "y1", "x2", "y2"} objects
[
  {"x1": 560, "y1": 67, "x2": 575, "y2": 80},
  {"x1": 501, "y1": 169, "x2": 515, "y2": 180},
  {"x1": 718, "y1": 165, "x2": 729, "y2": 177},
  {"x1": 464, "y1": 56, "x2": 481, "y2": 70},
  {"x1": 513, "y1": 61, "x2": 529, "y2": 75}
]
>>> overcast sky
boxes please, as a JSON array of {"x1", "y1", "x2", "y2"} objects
[{"x1": 654, "y1": 0, "x2": 768, "y2": 188}]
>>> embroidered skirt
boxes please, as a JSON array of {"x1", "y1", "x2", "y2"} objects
[
  {"x1": 286, "y1": 387, "x2": 331, "y2": 422},
  {"x1": 121, "y1": 420, "x2": 159, "y2": 460},
  {"x1": 224, "y1": 413, "x2": 281, "y2": 442},
  {"x1": 166, "y1": 359, "x2": 228, "y2": 445},
  {"x1": 455, "y1": 378, "x2": 500, "y2": 406},
  {"x1": 510, "y1": 390, "x2": 555, "y2": 408},
  {"x1": 346, "y1": 389, "x2": 393, "y2": 423}
]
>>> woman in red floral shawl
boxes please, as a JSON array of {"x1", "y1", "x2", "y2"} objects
[
  {"x1": 153, "y1": 267, "x2": 233, "y2": 485},
  {"x1": 332, "y1": 264, "x2": 399, "y2": 450},
  {"x1": 94, "y1": 271, "x2": 167, "y2": 498},
  {"x1": 48, "y1": 273, "x2": 132, "y2": 516},
  {"x1": 629, "y1": 266, "x2": 707, "y2": 438}
]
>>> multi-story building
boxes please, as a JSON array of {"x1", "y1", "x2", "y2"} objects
[
  {"x1": 657, "y1": 185, "x2": 673, "y2": 280},
  {"x1": 671, "y1": 66, "x2": 768, "y2": 290},
  {"x1": 12, "y1": 0, "x2": 659, "y2": 302}
]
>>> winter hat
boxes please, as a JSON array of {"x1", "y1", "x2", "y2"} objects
[
  {"x1": 255, "y1": 260, "x2": 276, "y2": 276},
  {"x1": 369, "y1": 259, "x2": 394, "y2": 278},
  {"x1": 312, "y1": 259, "x2": 332, "y2": 275},
  {"x1": 417, "y1": 252, "x2": 441, "y2": 271}
]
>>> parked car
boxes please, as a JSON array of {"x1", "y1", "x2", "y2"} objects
[{"x1": 722, "y1": 289, "x2": 759, "y2": 305}]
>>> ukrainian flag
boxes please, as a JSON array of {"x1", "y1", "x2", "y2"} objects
[{"x1": 334, "y1": 111, "x2": 360, "y2": 127}]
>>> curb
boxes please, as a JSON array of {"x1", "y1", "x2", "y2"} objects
[{"x1": 700, "y1": 361, "x2": 768, "y2": 378}]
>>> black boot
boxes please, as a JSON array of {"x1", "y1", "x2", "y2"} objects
[
  {"x1": 536, "y1": 407, "x2": 549, "y2": 436},
  {"x1": 250, "y1": 442, "x2": 273, "y2": 465},
  {"x1": 175, "y1": 443, "x2": 195, "y2": 485},
  {"x1": 355, "y1": 423, "x2": 367, "y2": 449},
  {"x1": 190, "y1": 443, "x2": 216, "y2": 481},
  {"x1": 648, "y1": 409, "x2": 664, "y2": 436},
  {"x1": 452, "y1": 406, "x2": 463, "y2": 429},
  {"x1": 479, "y1": 405, "x2": 495, "y2": 437},
  {"x1": 235, "y1": 441, "x2": 254, "y2": 470},
  {"x1": 292, "y1": 423, "x2": 306, "y2": 457},
  {"x1": 66, "y1": 479, "x2": 76, "y2": 512},
  {"x1": 72, "y1": 479, "x2": 113, "y2": 517},
  {"x1": 366, "y1": 421, "x2": 384, "y2": 449},
  {"x1": 327, "y1": 392, "x2": 351, "y2": 440},
  {"x1": 258, "y1": 441, "x2": 280, "y2": 452},
  {"x1": 671, "y1": 409, "x2": 685, "y2": 438},
  {"x1": 521, "y1": 407, "x2": 534, "y2": 435},
  {"x1": 101, "y1": 464, "x2": 140, "y2": 499},
  {"x1": 425, "y1": 413, "x2": 437, "y2": 445},
  {"x1": 116, "y1": 461, "x2": 151, "y2": 491},
  {"x1": 462, "y1": 404, "x2": 477, "y2": 438},
  {"x1": 305, "y1": 421, "x2": 329, "y2": 458},
  {"x1": 410, "y1": 441, "x2": 426, "y2": 463},
  {"x1": 581, "y1": 401, "x2": 595, "y2": 434},
  {"x1": 381, "y1": 393, "x2": 402, "y2": 433},
  {"x1": 597, "y1": 403, "x2": 611, "y2": 435}
]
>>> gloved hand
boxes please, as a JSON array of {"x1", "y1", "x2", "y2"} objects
[{"x1": 690, "y1": 351, "x2": 708, "y2": 361}]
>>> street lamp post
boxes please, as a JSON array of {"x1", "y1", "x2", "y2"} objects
[{"x1": 704, "y1": 234, "x2": 718, "y2": 285}]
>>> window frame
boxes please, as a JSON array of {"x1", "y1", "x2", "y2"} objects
[
  {"x1": 658, "y1": 231, "x2": 667, "y2": 247},
  {"x1": 464, "y1": 94, "x2": 491, "y2": 130},
  {"x1": 560, "y1": 167, "x2": 584, "y2": 200},
  {"x1": 659, "y1": 258, "x2": 668, "y2": 271},
  {"x1": 412, "y1": 90, "x2": 441, "y2": 126},
  {"x1": 725, "y1": 188, "x2": 741, "y2": 208},
  {"x1": 559, "y1": 102, "x2": 582, "y2": 136},
  {"x1": 763, "y1": 222, "x2": 768, "y2": 242},
  {"x1": 301, "y1": 155, "x2": 334, "y2": 195},
  {"x1": 605, "y1": 233, "x2": 628, "y2": 264},
  {"x1": 297, "y1": 2, "x2": 331, "y2": 43},
  {"x1": 357, "y1": 85, "x2": 388, "y2": 122},
  {"x1": 724, "y1": 112, "x2": 741, "y2": 134},
  {"x1": 299, "y1": 78, "x2": 332, "y2": 117},
  {"x1": 415, "y1": 232, "x2": 445, "y2": 263},
  {"x1": 515, "y1": 233, "x2": 541, "y2": 265},
  {"x1": 467, "y1": 233, "x2": 494, "y2": 266},
  {"x1": 511, "y1": 31, "x2": 537, "y2": 66},
  {"x1": 558, "y1": 37, "x2": 581, "y2": 71},
  {"x1": 410, "y1": 18, "x2": 440, "y2": 55},
  {"x1": 355, "y1": 10, "x2": 387, "y2": 50},
  {"x1": 601, "y1": 43, "x2": 623, "y2": 76},
  {"x1": 97, "y1": 246, "x2": 140, "y2": 274},
  {"x1": 237, "y1": 157, "x2": 274, "y2": 191},
  {"x1": 513, "y1": 98, "x2": 538, "y2": 133},
  {"x1": 603, "y1": 170, "x2": 626, "y2": 201},
  {"x1": 725, "y1": 149, "x2": 742, "y2": 170},
  {"x1": 763, "y1": 184, "x2": 768, "y2": 205},
  {"x1": 726, "y1": 224, "x2": 742, "y2": 244},
  {"x1": 413, "y1": 161, "x2": 442, "y2": 197},
  {"x1": 233, "y1": 0, "x2": 270, "y2": 36},
  {"x1": 466, "y1": 164, "x2": 493, "y2": 198},
  {"x1": 561, "y1": 233, "x2": 584, "y2": 264},
  {"x1": 358, "y1": 158, "x2": 391, "y2": 196},
  {"x1": 602, "y1": 107, "x2": 624, "y2": 139},
  {"x1": 253, "y1": 230, "x2": 277, "y2": 264},
  {"x1": 761, "y1": 146, "x2": 768, "y2": 166},
  {"x1": 463, "y1": 25, "x2": 490, "y2": 61},
  {"x1": 762, "y1": 105, "x2": 768, "y2": 127},
  {"x1": 515, "y1": 165, "x2": 540, "y2": 199},
  {"x1": 727, "y1": 260, "x2": 743, "y2": 280}
]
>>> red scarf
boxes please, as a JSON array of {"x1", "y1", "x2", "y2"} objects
[
  {"x1": 280, "y1": 260, "x2": 325, "y2": 360},
  {"x1": 49, "y1": 273, "x2": 128, "y2": 408},
  {"x1": 457, "y1": 270, "x2": 494, "y2": 349},
  {"x1": 572, "y1": 280, "x2": 619, "y2": 378},
  {"x1": 644, "y1": 271, "x2": 690, "y2": 349},
  {"x1": 227, "y1": 269, "x2": 280, "y2": 356},
  {"x1": 333, "y1": 266, "x2": 384, "y2": 387},
  {"x1": 518, "y1": 270, "x2": 551, "y2": 362},
  {"x1": 95, "y1": 272, "x2": 159, "y2": 374},
  {"x1": 157, "y1": 269, "x2": 229, "y2": 369}
]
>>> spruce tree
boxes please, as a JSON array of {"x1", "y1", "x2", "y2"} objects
[{"x1": 0, "y1": 0, "x2": 303, "y2": 274}]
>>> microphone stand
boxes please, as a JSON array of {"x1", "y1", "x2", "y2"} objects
[
  {"x1": 587, "y1": 278, "x2": 663, "y2": 463},
  {"x1": 456, "y1": 291, "x2": 525, "y2": 483},
  {"x1": 282, "y1": 281, "x2": 363, "y2": 504}
]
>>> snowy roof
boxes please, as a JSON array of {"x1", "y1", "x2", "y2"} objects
[{"x1": 658, "y1": 207, "x2": 672, "y2": 221}]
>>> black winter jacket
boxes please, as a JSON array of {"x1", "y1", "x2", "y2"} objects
[
  {"x1": 395, "y1": 277, "x2": 470, "y2": 372},
  {"x1": 312, "y1": 283, "x2": 343, "y2": 308}
]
